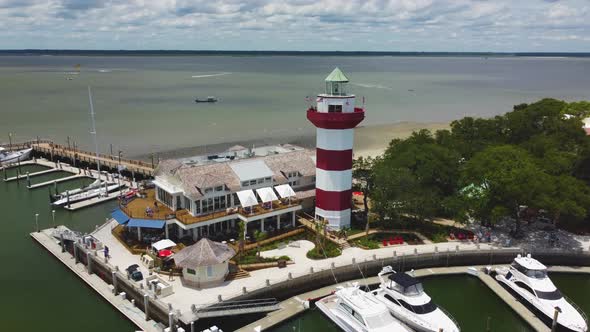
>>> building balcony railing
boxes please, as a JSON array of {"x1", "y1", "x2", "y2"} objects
[
  {"x1": 118, "y1": 188, "x2": 301, "y2": 226},
  {"x1": 175, "y1": 199, "x2": 301, "y2": 226},
  {"x1": 306, "y1": 107, "x2": 365, "y2": 130}
]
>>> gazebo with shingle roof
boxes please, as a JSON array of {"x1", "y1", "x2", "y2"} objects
[{"x1": 174, "y1": 238, "x2": 235, "y2": 288}]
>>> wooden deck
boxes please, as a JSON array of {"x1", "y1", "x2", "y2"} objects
[
  {"x1": 121, "y1": 190, "x2": 175, "y2": 220},
  {"x1": 121, "y1": 189, "x2": 300, "y2": 226}
]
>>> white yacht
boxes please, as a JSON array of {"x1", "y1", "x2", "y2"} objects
[
  {"x1": 0, "y1": 147, "x2": 32, "y2": 164},
  {"x1": 495, "y1": 254, "x2": 588, "y2": 332},
  {"x1": 52, "y1": 183, "x2": 123, "y2": 206},
  {"x1": 51, "y1": 179, "x2": 102, "y2": 201},
  {"x1": 372, "y1": 266, "x2": 460, "y2": 332},
  {"x1": 315, "y1": 283, "x2": 412, "y2": 332}
]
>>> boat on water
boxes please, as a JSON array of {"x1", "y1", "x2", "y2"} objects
[
  {"x1": 51, "y1": 179, "x2": 103, "y2": 202},
  {"x1": 495, "y1": 254, "x2": 588, "y2": 332},
  {"x1": 0, "y1": 147, "x2": 32, "y2": 165},
  {"x1": 372, "y1": 266, "x2": 460, "y2": 332},
  {"x1": 316, "y1": 283, "x2": 412, "y2": 332},
  {"x1": 52, "y1": 183, "x2": 123, "y2": 206},
  {"x1": 195, "y1": 96, "x2": 218, "y2": 103}
]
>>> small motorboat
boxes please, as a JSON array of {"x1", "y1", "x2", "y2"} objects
[
  {"x1": 316, "y1": 283, "x2": 412, "y2": 332},
  {"x1": 195, "y1": 96, "x2": 218, "y2": 103},
  {"x1": 495, "y1": 254, "x2": 588, "y2": 332},
  {"x1": 0, "y1": 147, "x2": 32, "y2": 165},
  {"x1": 372, "y1": 266, "x2": 460, "y2": 332}
]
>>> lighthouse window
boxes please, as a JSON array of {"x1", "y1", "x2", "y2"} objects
[{"x1": 328, "y1": 105, "x2": 343, "y2": 113}]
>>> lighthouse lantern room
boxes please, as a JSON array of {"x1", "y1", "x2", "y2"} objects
[{"x1": 307, "y1": 68, "x2": 365, "y2": 230}]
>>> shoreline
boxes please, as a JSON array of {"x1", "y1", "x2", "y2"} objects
[{"x1": 133, "y1": 121, "x2": 451, "y2": 161}]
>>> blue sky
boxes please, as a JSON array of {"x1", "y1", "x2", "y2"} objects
[{"x1": 1, "y1": 0, "x2": 589, "y2": 51}]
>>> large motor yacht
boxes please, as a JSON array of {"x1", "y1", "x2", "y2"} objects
[
  {"x1": 495, "y1": 254, "x2": 588, "y2": 332},
  {"x1": 316, "y1": 283, "x2": 412, "y2": 332},
  {"x1": 371, "y1": 266, "x2": 460, "y2": 332},
  {"x1": 0, "y1": 147, "x2": 32, "y2": 165}
]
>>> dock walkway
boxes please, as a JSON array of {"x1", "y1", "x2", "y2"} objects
[
  {"x1": 237, "y1": 264, "x2": 590, "y2": 332},
  {"x1": 4, "y1": 168, "x2": 61, "y2": 182},
  {"x1": 32, "y1": 142, "x2": 154, "y2": 177},
  {"x1": 28, "y1": 174, "x2": 90, "y2": 189},
  {"x1": 30, "y1": 229, "x2": 162, "y2": 332}
]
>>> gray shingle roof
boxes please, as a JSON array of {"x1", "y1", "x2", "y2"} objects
[{"x1": 174, "y1": 238, "x2": 235, "y2": 267}]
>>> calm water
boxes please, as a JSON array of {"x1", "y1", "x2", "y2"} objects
[
  {"x1": 272, "y1": 274, "x2": 590, "y2": 332},
  {"x1": 1, "y1": 166, "x2": 590, "y2": 331},
  {"x1": 1, "y1": 56, "x2": 590, "y2": 157}
]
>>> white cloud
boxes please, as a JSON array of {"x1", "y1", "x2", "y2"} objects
[{"x1": 0, "y1": 0, "x2": 589, "y2": 51}]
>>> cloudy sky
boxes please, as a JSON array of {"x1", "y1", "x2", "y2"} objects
[{"x1": 1, "y1": 0, "x2": 589, "y2": 51}]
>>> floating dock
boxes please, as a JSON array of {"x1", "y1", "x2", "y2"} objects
[
  {"x1": 30, "y1": 227, "x2": 162, "y2": 332},
  {"x1": 4, "y1": 158, "x2": 136, "y2": 210},
  {"x1": 4, "y1": 168, "x2": 61, "y2": 182},
  {"x1": 28, "y1": 174, "x2": 90, "y2": 189},
  {"x1": 238, "y1": 264, "x2": 590, "y2": 332}
]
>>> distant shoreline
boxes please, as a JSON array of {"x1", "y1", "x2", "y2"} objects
[
  {"x1": 1, "y1": 50, "x2": 590, "y2": 58},
  {"x1": 133, "y1": 121, "x2": 450, "y2": 162}
]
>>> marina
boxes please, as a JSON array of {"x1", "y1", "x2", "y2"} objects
[{"x1": 1, "y1": 61, "x2": 590, "y2": 332}]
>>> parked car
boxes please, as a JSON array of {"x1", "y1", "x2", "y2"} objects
[{"x1": 130, "y1": 270, "x2": 143, "y2": 281}]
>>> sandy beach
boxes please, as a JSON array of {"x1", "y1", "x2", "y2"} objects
[
  {"x1": 136, "y1": 121, "x2": 450, "y2": 161},
  {"x1": 354, "y1": 121, "x2": 450, "y2": 158}
]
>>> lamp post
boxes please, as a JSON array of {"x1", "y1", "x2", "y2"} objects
[
  {"x1": 118, "y1": 150, "x2": 123, "y2": 196},
  {"x1": 52, "y1": 210, "x2": 56, "y2": 228},
  {"x1": 35, "y1": 213, "x2": 39, "y2": 233}
]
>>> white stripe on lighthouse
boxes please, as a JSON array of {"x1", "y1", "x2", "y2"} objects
[
  {"x1": 315, "y1": 207, "x2": 351, "y2": 228},
  {"x1": 316, "y1": 128, "x2": 354, "y2": 151},
  {"x1": 315, "y1": 169, "x2": 352, "y2": 192}
]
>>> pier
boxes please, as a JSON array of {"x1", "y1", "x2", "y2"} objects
[
  {"x1": 30, "y1": 227, "x2": 163, "y2": 332},
  {"x1": 1, "y1": 140, "x2": 155, "y2": 177},
  {"x1": 4, "y1": 167, "x2": 61, "y2": 182},
  {"x1": 2, "y1": 158, "x2": 136, "y2": 211},
  {"x1": 27, "y1": 174, "x2": 90, "y2": 189},
  {"x1": 238, "y1": 264, "x2": 590, "y2": 332}
]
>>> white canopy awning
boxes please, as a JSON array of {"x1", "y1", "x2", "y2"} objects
[
  {"x1": 256, "y1": 187, "x2": 278, "y2": 203},
  {"x1": 152, "y1": 239, "x2": 176, "y2": 251},
  {"x1": 274, "y1": 184, "x2": 296, "y2": 198},
  {"x1": 236, "y1": 189, "x2": 258, "y2": 207}
]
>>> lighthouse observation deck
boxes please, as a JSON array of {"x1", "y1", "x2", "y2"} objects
[{"x1": 306, "y1": 107, "x2": 365, "y2": 130}]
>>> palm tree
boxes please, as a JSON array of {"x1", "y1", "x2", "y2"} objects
[
  {"x1": 254, "y1": 230, "x2": 267, "y2": 259},
  {"x1": 238, "y1": 220, "x2": 246, "y2": 258}
]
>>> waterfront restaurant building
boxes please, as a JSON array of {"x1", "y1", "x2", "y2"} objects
[{"x1": 149, "y1": 144, "x2": 316, "y2": 241}]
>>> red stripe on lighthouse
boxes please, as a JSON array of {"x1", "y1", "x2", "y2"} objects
[
  {"x1": 315, "y1": 188, "x2": 352, "y2": 211},
  {"x1": 316, "y1": 148, "x2": 353, "y2": 171}
]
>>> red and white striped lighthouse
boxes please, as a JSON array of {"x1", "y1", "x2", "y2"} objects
[{"x1": 307, "y1": 68, "x2": 365, "y2": 230}]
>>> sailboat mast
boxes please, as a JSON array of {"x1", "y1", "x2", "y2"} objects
[{"x1": 87, "y1": 87, "x2": 102, "y2": 179}]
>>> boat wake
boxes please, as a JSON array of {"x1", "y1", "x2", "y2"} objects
[
  {"x1": 191, "y1": 72, "x2": 231, "y2": 78},
  {"x1": 352, "y1": 82, "x2": 393, "y2": 90}
]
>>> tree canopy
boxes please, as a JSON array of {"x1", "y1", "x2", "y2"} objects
[{"x1": 362, "y1": 98, "x2": 590, "y2": 230}]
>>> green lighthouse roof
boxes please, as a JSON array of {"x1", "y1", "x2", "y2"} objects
[{"x1": 325, "y1": 67, "x2": 349, "y2": 83}]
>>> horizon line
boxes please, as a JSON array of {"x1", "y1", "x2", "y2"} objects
[{"x1": 1, "y1": 49, "x2": 590, "y2": 57}]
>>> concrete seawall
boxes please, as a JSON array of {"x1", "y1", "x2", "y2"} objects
[
  {"x1": 32, "y1": 225, "x2": 590, "y2": 332},
  {"x1": 231, "y1": 248, "x2": 590, "y2": 303}
]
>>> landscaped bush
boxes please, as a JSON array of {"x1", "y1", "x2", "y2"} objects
[
  {"x1": 306, "y1": 238, "x2": 341, "y2": 259},
  {"x1": 354, "y1": 236, "x2": 380, "y2": 249}
]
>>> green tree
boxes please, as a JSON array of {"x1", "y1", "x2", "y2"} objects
[
  {"x1": 542, "y1": 175, "x2": 590, "y2": 226},
  {"x1": 238, "y1": 220, "x2": 246, "y2": 257},
  {"x1": 352, "y1": 156, "x2": 377, "y2": 235},
  {"x1": 253, "y1": 230, "x2": 267, "y2": 258},
  {"x1": 461, "y1": 145, "x2": 550, "y2": 232}
]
